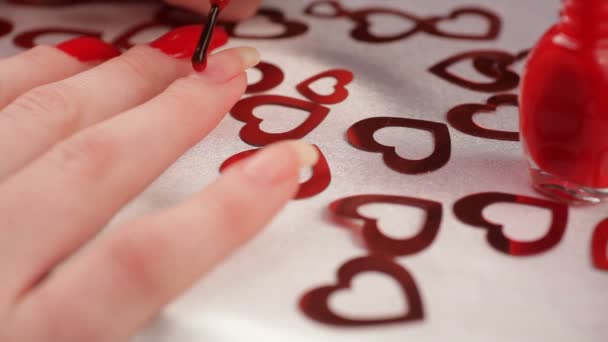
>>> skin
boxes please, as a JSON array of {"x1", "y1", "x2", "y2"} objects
[
  {"x1": 169, "y1": 0, "x2": 262, "y2": 21},
  {"x1": 0, "y1": 2, "x2": 317, "y2": 340}
]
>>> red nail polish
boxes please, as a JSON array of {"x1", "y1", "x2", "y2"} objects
[
  {"x1": 56, "y1": 36, "x2": 120, "y2": 63},
  {"x1": 520, "y1": 0, "x2": 608, "y2": 204},
  {"x1": 150, "y1": 24, "x2": 228, "y2": 60},
  {"x1": 210, "y1": 0, "x2": 231, "y2": 11}
]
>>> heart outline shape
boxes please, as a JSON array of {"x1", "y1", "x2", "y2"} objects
[
  {"x1": 221, "y1": 8, "x2": 309, "y2": 40},
  {"x1": 421, "y1": 7, "x2": 501, "y2": 41},
  {"x1": 591, "y1": 218, "x2": 608, "y2": 271},
  {"x1": 246, "y1": 61, "x2": 285, "y2": 94},
  {"x1": 155, "y1": 5, "x2": 202, "y2": 27},
  {"x1": 453, "y1": 192, "x2": 569, "y2": 256},
  {"x1": 296, "y1": 69, "x2": 354, "y2": 104},
  {"x1": 347, "y1": 116, "x2": 452, "y2": 174},
  {"x1": 447, "y1": 93, "x2": 519, "y2": 141},
  {"x1": 304, "y1": 0, "x2": 350, "y2": 18},
  {"x1": 348, "y1": 8, "x2": 424, "y2": 43},
  {"x1": 13, "y1": 28, "x2": 103, "y2": 49},
  {"x1": 299, "y1": 255, "x2": 424, "y2": 326},
  {"x1": 0, "y1": 18, "x2": 13, "y2": 38},
  {"x1": 220, "y1": 145, "x2": 331, "y2": 200},
  {"x1": 113, "y1": 21, "x2": 167, "y2": 50},
  {"x1": 473, "y1": 49, "x2": 529, "y2": 78},
  {"x1": 429, "y1": 50, "x2": 521, "y2": 92},
  {"x1": 231, "y1": 95, "x2": 330, "y2": 146},
  {"x1": 329, "y1": 194, "x2": 442, "y2": 256}
]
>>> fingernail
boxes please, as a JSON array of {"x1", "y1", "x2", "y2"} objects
[
  {"x1": 197, "y1": 46, "x2": 260, "y2": 83},
  {"x1": 149, "y1": 24, "x2": 229, "y2": 59},
  {"x1": 242, "y1": 141, "x2": 319, "y2": 184},
  {"x1": 56, "y1": 36, "x2": 121, "y2": 63},
  {"x1": 286, "y1": 140, "x2": 319, "y2": 167},
  {"x1": 236, "y1": 47, "x2": 261, "y2": 70}
]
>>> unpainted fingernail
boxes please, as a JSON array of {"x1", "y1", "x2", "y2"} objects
[
  {"x1": 235, "y1": 47, "x2": 261, "y2": 70},
  {"x1": 285, "y1": 140, "x2": 319, "y2": 167},
  {"x1": 242, "y1": 140, "x2": 318, "y2": 184}
]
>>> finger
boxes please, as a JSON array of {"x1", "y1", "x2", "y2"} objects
[
  {"x1": 0, "y1": 36, "x2": 119, "y2": 108},
  {"x1": 0, "y1": 47, "x2": 255, "y2": 303},
  {"x1": 0, "y1": 25, "x2": 227, "y2": 179},
  {"x1": 11, "y1": 141, "x2": 317, "y2": 341},
  {"x1": 167, "y1": 0, "x2": 262, "y2": 20}
]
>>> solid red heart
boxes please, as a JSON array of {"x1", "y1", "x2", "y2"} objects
[
  {"x1": 421, "y1": 7, "x2": 501, "y2": 41},
  {"x1": 0, "y1": 18, "x2": 13, "y2": 38},
  {"x1": 221, "y1": 8, "x2": 309, "y2": 39},
  {"x1": 299, "y1": 255, "x2": 424, "y2": 326},
  {"x1": 447, "y1": 93, "x2": 519, "y2": 141},
  {"x1": 246, "y1": 61, "x2": 285, "y2": 94},
  {"x1": 453, "y1": 192, "x2": 569, "y2": 256},
  {"x1": 349, "y1": 8, "x2": 423, "y2": 43},
  {"x1": 296, "y1": 69, "x2": 354, "y2": 105},
  {"x1": 231, "y1": 95, "x2": 331, "y2": 146},
  {"x1": 220, "y1": 145, "x2": 331, "y2": 200},
  {"x1": 304, "y1": 0, "x2": 350, "y2": 18},
  {"x1": 429, "y1": 49, "x2": 521, "y2": 92},
  {"x1": 13, "y1": 28, "x2": 103, "y2": 49},
  {"x1": 347, "y1": 116, "x2": 451, "y2": 174},
  {"x1": 592, "y1": 218, "x2": 608, "y2": 271},
  {"x1": 329, "y1": 195, "x2": 442, "y2": 256}
]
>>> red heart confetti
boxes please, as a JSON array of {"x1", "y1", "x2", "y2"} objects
[
  {"x1": 300, "y1": 255, "x2": 424, "y2": 326},
  {"x1": 347, "y1": 116, "x2": 451, "y2": 174},
  {"x1": 329, "y1": 194, "x2": 442, "y2": 256},
  {"x1": 429, "y1": 49, "x2": 523, "y2": 92},
  {"x1": 421, "y1": 7, "x2": 501, "y2": 41},
  {"x1": 296, "y1": 69, "x2": 354, "y2": 105},
  {"x1": 591, "y1": 218, "x2": 608, "y2": 271},
  {"x1": 246, "y1": 61, "x2": 285, "y2": 94},
  {"x1": 453, "y1": 192, "x2": 569, "y2": 256},
  {"x1": 304, "y1": 0, "x2": 349, "y2": 18},
  {"x1": 231, "y1": 95, "x2": 330, "y2": 146},
  {"x1": 222, "y1": 8, "x2": 309, "y2": 40},
  {"x1": 0, "y1": 18, "x2": 13, "y2": 38},
  {"x1": 447, "y1": 93, "x2": 519, "y2": 141}
]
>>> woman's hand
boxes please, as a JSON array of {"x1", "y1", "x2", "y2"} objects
[
  {"x1": 0, "y1": 27, "x2": 316, "y2": 341},
  {"x1": 168, "y1": 0, "x2": 262, "y2": 20}
]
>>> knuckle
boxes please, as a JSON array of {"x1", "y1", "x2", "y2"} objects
[
  {"x1": 20, "y1": 45, "x2": 57, "y2": 68},
  {"x1": 204, "y1": 189, "x2": 249, "y2": 240},
  {"x1": 53, "y1": 132, "x2": 116, "y2": 181},
  {"x1": 8, "y1": 83, "x2": 81, "y2": 136},
  {"x1": 106, "y1": 232, "x2": 166, "y2": 298},
  {"x1": 163, "y1": 76, "x2": 209, "y2": 124},
  {"x1": 116, "y1": 47, "x2": 156, "y2": 83}
]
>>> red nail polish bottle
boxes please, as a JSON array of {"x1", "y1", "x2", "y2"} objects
[{"x1": 520, "y1": 0, "x2": 608, "y2": 204}]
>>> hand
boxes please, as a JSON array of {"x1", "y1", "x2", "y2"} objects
[
  {"x1": 0, "y1": 27, "x2": 316, "y2": 341},
  {"x1": 167, "y1": 0, "x2": 262, "y2": 20}
]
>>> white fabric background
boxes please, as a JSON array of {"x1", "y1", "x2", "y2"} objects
[{"x1": 1, "y1": 1, "x2": 607, "y2": 341}]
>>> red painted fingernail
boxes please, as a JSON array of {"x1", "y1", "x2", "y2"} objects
[
  {"x1": 56, "y1": 36, "x2": 121, "y2": 63},
  {"x1": 150, "y1": 24, "x2": 229, "y2": 59}
]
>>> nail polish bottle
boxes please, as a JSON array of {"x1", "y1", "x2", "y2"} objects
[{"x1": 520, "y1": 0, "x2": 608, "y2": 204}]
